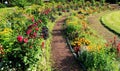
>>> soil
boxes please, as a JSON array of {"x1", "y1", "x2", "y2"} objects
[
  {"x1": 88, "y1": 12, "x2": 120, "y2": 44},
  {"x1": 51, "y1": 17, "x2": 83, "y2": 71}
]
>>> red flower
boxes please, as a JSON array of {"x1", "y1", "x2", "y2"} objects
[
  {"x1": 26, "y1": 29, "x2": 32, "y2": 35},
  {"x1": 117, "y1": 47, "x2": 120, "y2": 52},
  {"x1": 117, "y1": 42, "x2": 120, "y2": 52},
  {"x1": 33, "y1": 32, "x2": 37, "y2": 37},
  {"x1": 74, "y1": 47, "x2": 80, "y2": 52},
  {"x1": 30, "y1": 35, "x2": 34, "y2": 38},
  {"x1": 41, "y1": 42, "x2": 45, "y2": 48},
  {"x1": 117, "y1": 43, "x2": 120, "y2": 47},
  {"x1": 23, "y1": 38, "x2": 28, "y2": 43},
  {"x1": 38, "y1": 20, "x2": 42, "y2": 23},
  {"x1": 105, "y1": 43, "x2": 109, "y2": 47},
  {"x1": 28, "y1": 25, "x2": 33, "y2": 29},
  {"x1": 35, "y1": 27, "x2": 39, "y2": 31},
  {"x1": 109, "y1": 40, "x2": 113, "y2": 43},
  {"x1": 17, "y1": 35, "x2": 23, "y2": 43},
  {"x1": 32, "y1": 23, "x2": 38, "y2": 27},
  {"x1": 114, "y1": 36, "x2": 117, "y2": 40},
  {"x1": 32, "y1": 17, "x2": 35, "y2": 22}
]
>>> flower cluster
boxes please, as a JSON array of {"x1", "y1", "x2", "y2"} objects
[
  {"x1": 71, "y1": 37, "x2": 91, "y2": 53},
  {"x1": 43, "y1": 8, "x2": 51, "y2": 15},
  {"x1": 17, "y1": 18, "x2": 43, "y2": 44},
  {"x1": 71, "y1": 38, "x2": 91, "y2": 47},
  {"x1": 26, "y1": 20, "x2": 41, "y2": 38}
]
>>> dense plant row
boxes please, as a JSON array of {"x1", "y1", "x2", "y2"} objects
[
  {"x1": 0, "y1": 0, "x2": 120, "y2": 8},
  {"x1": 0, "y1": 3, "x2": 60, "y2": 71},
  {"x1": 64, "y1": 3, "x2": 120, "y2": 71}
]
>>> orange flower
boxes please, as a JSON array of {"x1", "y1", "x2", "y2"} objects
[
  {"x1": 41, "y1": 42, "x2": 45, "y2": 48},
  {"x1": 105, "y1": 43, "x2": 109, "y2": 47}
]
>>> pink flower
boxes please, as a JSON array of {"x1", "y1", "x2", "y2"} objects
[
  {"x1": 26, "y1": 29, "x2": 32, "y2": 35},
  {"x1": 32, "y1": 23, "x2": 38, "y2": 27},
  {"x1": 35, "y1": 27, "x2": 39, "y2": 31},
  {"x1": 23, "y1": 38, "x2": 28, "y2": 43},
  {"x1": 17, "y1": 35, "x2": 23, "y2": 43}
]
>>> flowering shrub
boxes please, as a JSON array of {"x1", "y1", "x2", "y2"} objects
[{"x1": 0, "y1": 6, "x2": 51, "y2": 70}]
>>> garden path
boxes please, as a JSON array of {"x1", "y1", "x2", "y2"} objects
[
  {"x1": 51, "y1": 17, "x2": 82, "y2": 71},
  {"x1": 88, "y1": 12, "x2": 120, "y2": 43}
]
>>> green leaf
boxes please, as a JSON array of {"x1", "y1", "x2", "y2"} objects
[{"x1": 24, "y1": 56, "x2": 27, "y2": 63}]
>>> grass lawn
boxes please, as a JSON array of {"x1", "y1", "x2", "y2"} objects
[{"x1": 101, "y1": 11, "x2": 120, "y2": 34}]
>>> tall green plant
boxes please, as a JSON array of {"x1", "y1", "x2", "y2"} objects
[
  {"x1": 28, "y1": 0, "x2": 43, "y2": 5},
  {"x1": 100, "y1": 0, "x2": 106, "y2": 5},
  {"x1": 91, "y1": 0, "x2": 96, "y2": 6},
  {"x1": 80, "y1": 0, "x2": 85, "y2": 5}
]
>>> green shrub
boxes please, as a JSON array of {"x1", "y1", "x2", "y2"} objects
[
  {"x1": 10, "y1": 0, "x2": 29, "y2": 8},
  {"x1": 0, "y1": 3, "x2": 6, "y2": 8},
  {"x1": 79, "y1": 48, "x2": 118, "y2": 71}
]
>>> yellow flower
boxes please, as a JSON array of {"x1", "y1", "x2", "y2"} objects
[
  {"x1": 0, "y1": 28, "x2": 12, "y2": 35},
  {"x1": 97, "y1": 45, "x2": 102, "y2": 51},
  {"x1": 87, "y1": 46, "x2": 93, "y2": 51}
]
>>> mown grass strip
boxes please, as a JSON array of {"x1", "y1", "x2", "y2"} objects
[{"x1": 101, "y1": 11, "x2": 120, "y2": 34}]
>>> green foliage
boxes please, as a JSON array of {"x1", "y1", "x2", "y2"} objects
[
  {"x1": 79, "y1": 48, "x2": 118, "y2": 71},
  {"x1": 10, "y1": 0, "x2": 29, "y2": 8},
  {"x1": 27, "y1": 0, "x2": 43, "y2": 5},
  {"x1": 65, "y1": 16, "x2": 82, "y2": 40},
  {"x1": 0, "y1": 3, "x2": 6, "y2": 8},
  {"x1": 91, "y1": 0, "x2": 96, "y2": 6}
]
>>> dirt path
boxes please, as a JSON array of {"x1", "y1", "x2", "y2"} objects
[
  {"x1": 88, "y1": 12, "x2": 120, "y2": 43},
  {"x1": 51, "y1": 17, "x2": 82, "y2": 71}
]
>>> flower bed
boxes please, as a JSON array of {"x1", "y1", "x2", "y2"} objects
[
  {"x1": 0, "y1": 4, "x2": 56, "y2": 70},
  {"x1": 64, "y1": 10, "x2": 120, "y2": 71}
]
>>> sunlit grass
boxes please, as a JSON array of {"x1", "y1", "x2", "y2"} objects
[{"x1": 101, "y1": 11, "x2": 120, "y2": 34}]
